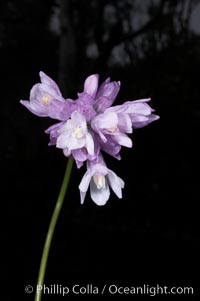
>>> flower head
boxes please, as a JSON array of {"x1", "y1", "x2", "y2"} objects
[{"x1": 21, "y1": 72, "x2": 159, "y2": 205}]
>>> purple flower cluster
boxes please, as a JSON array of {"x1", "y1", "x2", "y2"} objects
[{"x1": 21, "y1": 72, "x2": 159, "y2": 205}]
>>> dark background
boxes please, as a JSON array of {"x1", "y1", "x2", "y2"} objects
[{"x1": 1, "y1": 0, "x2": 200, "y2": 299}]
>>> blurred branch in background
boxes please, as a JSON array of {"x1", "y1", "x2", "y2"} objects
[
  {"x1": 56, "y1": 0, "x2": 200, "y2": 82},
  {"x1": 1, "y1": 0, "x2": 199, "y2": 90}
]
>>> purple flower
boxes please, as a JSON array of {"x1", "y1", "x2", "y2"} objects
[
  {"x1": 91, "y1": 110, "x2": 132, "y2": 148},
  {"x1": 90, "y1": 98, "x2": 159, "y2": 156},
  {"x1": 74, "y1": 93, "x2": 97, "y2": 121},
  {"x1": 96, "y1": 136, "x2": 122, "y2": 160},
  {"x1": 106, "y1": 98, "x2": 160, "y2": 128},
  {"x1": 94, "y1": 77, "x2": 121, "y2": 113},
  {"x1": 81, "y1": 74, "x2": 99, "y2": 98},
  {"x1": 21, "y1": 71, "x2": 160, "y2": 205},
  {"x1": 77, "y1": 74, "x2": 121, "y2": 117},
  {"x1": 79, "y1": 154, "x2": 124, "y2": 205},
  {"x1": 20, "y1": 71, "x2": 73, "y2": 120},
  {"x1": 45, "y1": 121, "x2": 64, "y2": 146},
  {"x1": 54, "y1": 111, "x2": 96, "y2": 168}
]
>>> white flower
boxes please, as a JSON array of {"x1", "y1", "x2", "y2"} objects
[
  {"x1": 79, "y1": 154, "x2": 124, "y2": 206},
  {"x1": 56, "y1": 111, "x2": 94, "y2": 155}
]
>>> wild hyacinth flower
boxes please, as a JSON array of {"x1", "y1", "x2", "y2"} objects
[
  {"x1": 56, "y1": 111, "x2": 94, "y2": 153},
  {"x1": 21, "y1": 71, "x2": 159, "y2": 204},
  {"x1": 90, "y1": 98, "x2": 159, "y2": 156},
  {"x1": 56, "y1": 111, "x2": 97, "y2": 168},
  {"x1": 21, "y1": 72, "x2": 159, "y2": 301},
  {"x1": 79, "y1": 154, "x2": 124, "y2": 205},
  {"x1": 20, "y1": 71, "x2": 73, "y2": 120},
  {"x1": 78, "y1": 74, "x2": 121, "y2": 115},
  {"x1": 91, "y1": 110, "x2": 133, "y2": 148}
]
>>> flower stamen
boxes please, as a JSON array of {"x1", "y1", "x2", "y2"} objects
[
  {"x1": 107, "y1": 125, "x2": 118, "y2": 133},
  {"x1": 41, "y1": 95, "x2": 51, "y2": 106},
  {"x1": 72, "y1": 126, "x2": 84, "y2": 138},
  {"x1": 93, "y1": 175, "x2": 106, "y2": 189}
]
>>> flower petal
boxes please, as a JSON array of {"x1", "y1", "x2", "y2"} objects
[
  {"x1": 111, "y1": 133, "x2": 132, "y2": 148},
  {"x1": 95, "y1": 81, "x2": 121, "y2": 112},
  {"x1": 80, "y1": 191, "x2": 87, "y2": 204},
  {"x1": 56, "y1": 133, "x2": 70, "y2": 149},
  {"x1": 83, "y1": 74, "x2": 99, "y2": 98},
  {"x1": 72, "y1": 149, "x2": 87, "y2": 162},
  {"x1": 95, "y1": 77, "x2": 110, "y2": 99},
  {"x1": 71, "y1": 110, "x2": 87, "y2": 129},
  {"x1": 91, "y1": 112, "x2": 118, "y2": 136},
  {"x1": 20, "y1": 100, "x2": 48, "y2": 117},
  {"x1": 131, "y1": 114, "x2": 160, "y2": 128},
  {"x1": 39, "y1": 71, "x2": 62, "y2": 97},
  {"x1": 107, "y1": 170, "x2": 124, "y2": 198},
  {"x1": 79, "y1": 170, "x2": 92, "y2": 193},
  {"x1": 63, "y1": 148, "x2": 71, "y2": 157},
  {"x1": 90, "y1": 178, "x2": 110, "y2": 206},
  {"x1": 45, "y1": 121, "x2": 64, "y2": 145},
  {"x1": 99, "y1": 140, "x2": 121, "y2": 160},
  {"x1": 85, "y1": 132, "x2": 94, "y2": 155},
  {"x1": 117, "y1": 113, "x2": 132, "y2": 133},
  {"x1": 76, "y1": 160, "x2": 84, "y2": 169},
  {"x1": 123, "y1": 101, "x2": 152, "y2": 115}
]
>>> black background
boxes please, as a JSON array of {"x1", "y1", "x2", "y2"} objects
[{"x1": 1, "y1": 0, "x2": 200, "y2": 299}]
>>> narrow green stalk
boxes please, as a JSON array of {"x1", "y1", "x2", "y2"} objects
[{"x1": 34, "y1": 156, "x2": 74, "y2": 301}]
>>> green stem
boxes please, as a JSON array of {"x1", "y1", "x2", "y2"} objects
[{"x1": 34, "y1": 156, "x2": 74, "y2": 301}]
